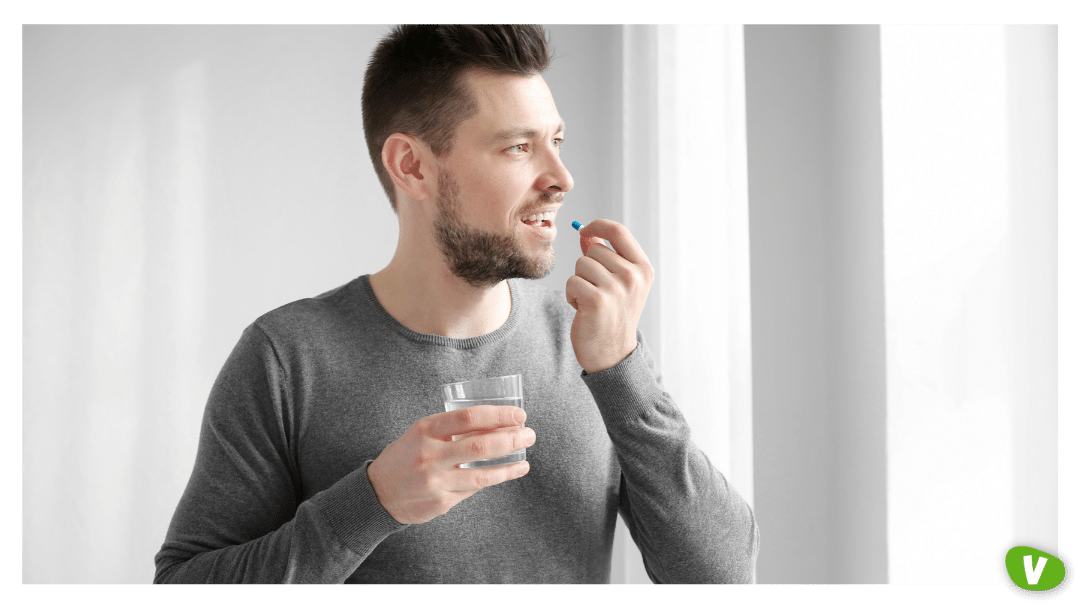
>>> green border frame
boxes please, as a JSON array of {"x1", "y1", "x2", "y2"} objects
[{"x1": 12, "y1": 1, "x2": 1075, "y2": 608}]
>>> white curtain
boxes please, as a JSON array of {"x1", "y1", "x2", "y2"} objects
[
  {"x1": 880, "y1": 25, "x2": 1057, "y2": 583},
  {"x1": 611, "y1": 24, "x2": 754, "y2": 584}
]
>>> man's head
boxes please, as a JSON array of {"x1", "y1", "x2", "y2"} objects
[
  {"x1": 362, "y1": 25, "x2": 552, "y2": 211},
  {"x1": 364, "y1": 26, "x2": 574, "y2": 288}
]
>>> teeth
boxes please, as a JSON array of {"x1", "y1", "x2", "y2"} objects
[{"x1": 523, "y1": 211, "x2": 556, "y2": 223}]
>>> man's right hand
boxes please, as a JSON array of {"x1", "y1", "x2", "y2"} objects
[{"x1": 366, "y1": 405, "x2": 534, "y2": 524}]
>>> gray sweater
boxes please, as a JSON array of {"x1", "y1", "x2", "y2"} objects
[{"x1": 154, "y1": 274, "x2": 759, "y2": 583}]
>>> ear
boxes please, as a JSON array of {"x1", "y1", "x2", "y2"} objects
[{"x1": 382, "y1": 133, "x2": 435, "y2": 203}]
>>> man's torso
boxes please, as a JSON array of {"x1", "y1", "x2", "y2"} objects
[{"x1": 257, "y1": 275, "x2": 623, "y2": 582}]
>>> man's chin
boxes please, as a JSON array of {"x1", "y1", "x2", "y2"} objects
[
  {"x1": 434, "y1": 216, "x2": 556, "y2": 286},
  {"x1": 498, "y1": 256, "x2": 556, "y2": 283},
  {"x1": 519, "y1": 264, "x2": 554, "y2": 281},
  {"x1": 519, "y1": 249, "x2": 556, "y2": 280}
]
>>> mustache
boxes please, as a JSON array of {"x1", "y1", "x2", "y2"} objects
[{"x1": 521, "y1": 191, "x2": 564, "y2": 214}]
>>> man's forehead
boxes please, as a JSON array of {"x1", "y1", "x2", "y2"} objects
[{"x1": 460, "y1": 69, "x2": 564, "y2": 138}]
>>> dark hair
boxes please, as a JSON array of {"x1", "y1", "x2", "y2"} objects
[{"x1": 362, "y1": 25, "x2": 552, "y2": 211}]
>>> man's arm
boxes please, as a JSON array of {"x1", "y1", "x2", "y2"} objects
[
  {"x1": 566, "y1": 219, "x2": 759, "y2": 583},
  {"x1": 581, "y1": 335, "x2": 759, "y2": 583},
  {"x1": 154, "y1": 324, "x2": 407, "y2": 583}
]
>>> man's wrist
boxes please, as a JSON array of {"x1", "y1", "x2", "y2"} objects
[{"x1": 582, "y1": 342, "x2": 639, "y2": 375}]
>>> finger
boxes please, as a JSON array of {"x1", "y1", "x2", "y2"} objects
[
  {"x1": 579, "y1": 233, "x2": 607, "y2": 257},
  {"x1": 574, "y1": 254, "x2": 618, "y2": 290},
  {"x1": 566, "y1": 274, "x2": 601, "y2": 311},
  {"x1": 427, "y1": 405, "x2": 525, "y2": 440},
  {"x1": 445, "y1": 425, "x2": 535, "y2": 467},
  {"x1": 578, "y1": 219, "x2": 650, "y2": 267},
  {"x1": 447, "y1": 460, "x2": 531, "y2": 492},
  {"x1": 448, "y1": 427, "x2": 525, "y2": 443},
  {"x1": 584, "y1": 239, "x2": 634, "y2": 276},
  {"x1": 449, "y1": 428, "x2": 492, "y2": 442}
]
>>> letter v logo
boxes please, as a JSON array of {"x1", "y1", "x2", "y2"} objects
[
  {"x1": 1006, "y1": 546, "x2": 1067, "y2": 591},
  {"x1": 1023, "y1": 554, "x2": 1047, "y2": 585}
]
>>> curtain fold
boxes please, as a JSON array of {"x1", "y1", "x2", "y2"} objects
[{"x1": 612, "y1": 24, "x2": 754, "y2": 584}]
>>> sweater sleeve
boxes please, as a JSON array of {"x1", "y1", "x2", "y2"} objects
[
  {"x1": 580, "y1": 331, "x2": 760, "y2": 583},
  {"x1": 153, "y1": 324, "x2": 408, "y2": 583}
]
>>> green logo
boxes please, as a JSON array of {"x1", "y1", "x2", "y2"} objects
[{"x1": 1005, "y1": 546, "x2": 1066, "y2": 591}]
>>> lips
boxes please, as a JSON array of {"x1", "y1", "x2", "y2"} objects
[
  {"x1": 521, "y1": 217, "x2": 554, "y2": 228},
  {"x1": 520, "y1": 215, "x2": 557, "y2": 239},
  {"x1": 518, "y1": 199, "x2": 561, "y2": 236},
  {"x1": 521, "y1": 209, "x2": 555, "y2": 222}
]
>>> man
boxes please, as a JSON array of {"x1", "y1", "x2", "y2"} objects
[{"x1": 155, "y1": 24, "x2": 759, "y2": 584}]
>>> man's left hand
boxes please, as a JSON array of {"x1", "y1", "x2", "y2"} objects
[{"x1": 565, "y1": 219, "x2": 654, "y2": 374}]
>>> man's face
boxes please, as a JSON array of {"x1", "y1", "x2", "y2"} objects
[{"x1": 431, "y1": 70, "x2": 574, "y2": 288}]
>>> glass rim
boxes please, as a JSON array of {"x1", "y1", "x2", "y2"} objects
[{"x1": 439, "y1": 373, "x2": 522, "y2": 390}]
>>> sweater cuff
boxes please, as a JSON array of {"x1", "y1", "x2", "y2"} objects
[
  {"x1": 312, "y1": 460, "x2": 409, "y2": 557},
  {"x1": 580, "y1": 343, "x2": 666, "y2": 428}
]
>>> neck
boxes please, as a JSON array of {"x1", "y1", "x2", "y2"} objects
[{"x1": 369, "y1": 231, "x2": 512, "y2": 339}]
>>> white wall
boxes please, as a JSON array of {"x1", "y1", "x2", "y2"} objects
[
  {"x1": 23, "y1": 24, "x2": 612, "y2": 583},
  {"x1": 744, "y1": 25, "x2": 889, "y2": 583}
]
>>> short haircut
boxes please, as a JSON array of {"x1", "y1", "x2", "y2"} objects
[{"x1": 362, "y1": 25, "x2": 552, "y2": 212}]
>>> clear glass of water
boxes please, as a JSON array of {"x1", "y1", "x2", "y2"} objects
[{"x1": 441, "y1": 374, "x2": 525, "y2": 469}]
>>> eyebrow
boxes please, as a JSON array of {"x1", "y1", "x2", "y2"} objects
[{"x1": 490, "y1": 121, "x2": 565, "y2": 145}]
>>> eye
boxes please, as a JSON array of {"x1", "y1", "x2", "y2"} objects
[
  {"x1": 553, "y1": 138, "x2": 563, "y2": 148},
  {"x1": 508, "y1": 143, "x2": 527, "y2": 154}
]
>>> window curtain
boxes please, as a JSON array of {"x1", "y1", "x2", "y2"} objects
[
  {"x1": 611, "y1": 24, "x2": 755, "y2": 584},
  {"x1": 880, "y1": 25, "x2": 1057, "y2": 583}
]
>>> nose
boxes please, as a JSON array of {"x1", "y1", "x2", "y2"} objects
[{"x1": 540, "y1": 147, "x2": 574, "y2": 194}]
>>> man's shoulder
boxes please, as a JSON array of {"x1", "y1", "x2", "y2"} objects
[{"x1": 251, "y1": 275, "x2": 366, "y2": 340}]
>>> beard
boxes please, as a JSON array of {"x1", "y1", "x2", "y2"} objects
[{"x1": 432, "y1": 169, "x2": 558, "y2": 288}]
